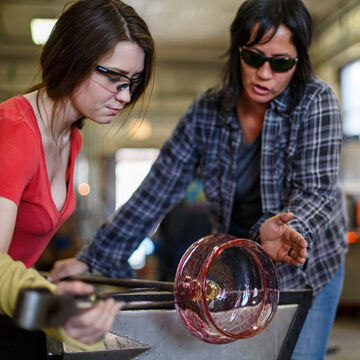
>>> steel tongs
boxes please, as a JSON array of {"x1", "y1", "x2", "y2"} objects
[{"x1": 13, "y1": 274, "x2": 176, "y2": 331}]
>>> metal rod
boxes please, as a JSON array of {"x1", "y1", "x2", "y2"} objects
[
  {"x1": 40, "y1": 272, "x2": 175, "y2": 292},
  {"x1": 69, "y1": 275, "x2": 175, "y2": 291},
  {"x1": 95, "y1": 291, "x2": 175, "y2": 303},
  {"x1": 120, "y1": 301, "x2": 176, "y2": 311}
]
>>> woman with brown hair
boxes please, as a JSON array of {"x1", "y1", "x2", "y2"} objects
[{"x1": 0, "y1": 0, "x2": 154, "y2": 353}]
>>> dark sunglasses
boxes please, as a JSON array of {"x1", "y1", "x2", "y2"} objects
[{"x1": 239, "y1": 47, "x2": 298, "y2": 73}]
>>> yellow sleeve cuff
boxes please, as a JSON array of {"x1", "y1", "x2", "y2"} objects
[
  {"x1": 45, "y1": 327, "x2": 105, "y2": 352},
  {"x1": 0, "y1": 253, "x2": 56, "y2": 316},
  {"x1": 0, "y1": 253, "x2": 103, "y2": 352}
]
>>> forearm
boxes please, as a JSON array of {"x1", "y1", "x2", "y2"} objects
[
  {"x1": 0, "y1": 253, "x2": 56, "y2": 316},
  {"x1": 78, "y1": 137, "x2": 198, "y2": 276},
  {"x1": 77, "y1": 174, "x2": 190, "y2": 277},
  {"x1": 0, "y1": 253, "x2": 102, "y2": 351}
]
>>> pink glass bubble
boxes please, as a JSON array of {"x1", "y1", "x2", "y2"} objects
[{"x1": 174, "y1": 234, "x2": 280, "y2": 344}]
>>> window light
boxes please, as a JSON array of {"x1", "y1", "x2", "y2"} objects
[{"x1": 30, "y1": 18, "x2": 57, "y2": 45}]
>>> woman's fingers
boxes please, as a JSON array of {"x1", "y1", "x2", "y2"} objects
[
  {"x1": 285, "y1": 244, "x2": 307, "y2": 265},
  {"x1": 48, "y1": 258, "x2": 89, "y2": 282},
  {"x1": 284, "y1": 228, "x2": 308, "y2": 260},
  {"x1": 276, "y1": 212, "x2": 294, "y2": 225},
  {"x1": 63, "y1": 298, "x2": 122, "y2": 344},
  {"x1": 55, "y1": 280, "x2": 94, "y2": 295},
  {"x1": 55, "y1": 280, "x2": 122, "y2": 344}
]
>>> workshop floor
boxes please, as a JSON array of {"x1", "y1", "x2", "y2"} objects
[{"x1": 326, "y1": 314, "x2": 360, "y2": 360}]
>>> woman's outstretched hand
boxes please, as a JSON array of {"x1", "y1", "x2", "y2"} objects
[{"x1": 259, "y1": 212, "x2": 307, "y2": 266}]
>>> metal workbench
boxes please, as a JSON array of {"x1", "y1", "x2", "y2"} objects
[{"x1": 44, "y1": 288, "x2": 312, "y2": 360}]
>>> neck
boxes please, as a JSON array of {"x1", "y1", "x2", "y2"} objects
[
  {"x1": 236, "y1": 92, "x2": 269, "y2": 144},
  {"x1": 237, "y1": 92, "x2": 269, "y2": 120},
  {"x1": 26, "y1": 90, "x2": 77, "y2": 141}
]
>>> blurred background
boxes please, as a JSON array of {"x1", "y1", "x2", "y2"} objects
[{"x1": 1, "y1": 1, "x2": 360, "y2": 357}]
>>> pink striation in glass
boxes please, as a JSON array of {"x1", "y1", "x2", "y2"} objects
[{"x1": 174, "y1": 234, "x2": 280, "y2": 344}]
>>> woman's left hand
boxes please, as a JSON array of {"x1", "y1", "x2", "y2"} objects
[{"x1": 259, "y1": 212, "x2": 307, "y2": 266}]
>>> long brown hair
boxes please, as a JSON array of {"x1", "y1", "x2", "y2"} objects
[{"x1": 27, "y1": 0, "x2": 155, "y2": 132}]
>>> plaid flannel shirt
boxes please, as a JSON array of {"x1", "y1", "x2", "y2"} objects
[{"x1": 78, "y1": 76, "x2": 348, "y2": 296}]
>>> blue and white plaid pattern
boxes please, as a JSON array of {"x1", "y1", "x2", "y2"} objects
[{"x1": 78, "y1": 76, "x2": 348, "y2": 296}]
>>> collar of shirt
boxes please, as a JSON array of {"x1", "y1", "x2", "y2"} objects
[{"x1": 270, "y1": 84, "x2": 293, "y2": 115}]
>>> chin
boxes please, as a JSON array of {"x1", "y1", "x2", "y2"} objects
[
  {"x1": 251, "y1": 96, "x2": 272, "y2": 105},
  {"x1": 89, "y1": 116, "x2": 114, "y2": 125},
  {"x1": 100, "y1": 117, "x2": 115, "y2": 124}
]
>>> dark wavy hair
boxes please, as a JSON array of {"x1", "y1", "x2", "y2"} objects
[
  {"x1": 28, "y1": 0, "x2": 155, "y2": 130},
  {"x1": 222, "y1": 0, "x2": 314, "y2": 111}
]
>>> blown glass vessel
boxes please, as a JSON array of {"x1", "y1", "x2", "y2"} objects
[{"x1": 174, "y1": 234, "x2": 280, "y2": 344}]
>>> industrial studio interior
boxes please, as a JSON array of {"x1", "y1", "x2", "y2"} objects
[{"x1": 1, "y1": 0, "x2": 360, "y2": 359}]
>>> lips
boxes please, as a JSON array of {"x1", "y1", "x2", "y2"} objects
[
  {"x1": 108, "y1": 107, "x2": 121, "y2": 115},
  {"x1": 253, "y1": 84, "x2": 271, "y2": 96}
]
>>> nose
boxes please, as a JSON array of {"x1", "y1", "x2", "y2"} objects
[
  {"x1": 256, "y1": 61, "x2": 273, "y2": 80},
  {"x1": 114, "y1": 87, "x2": 131, "y2": 104}
]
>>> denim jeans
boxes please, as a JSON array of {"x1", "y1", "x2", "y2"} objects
[{"x1": 291, "y1": 260, "x2": 345, "y2": 360}]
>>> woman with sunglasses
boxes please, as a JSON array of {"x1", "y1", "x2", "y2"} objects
[
  {"x1": 0, "y1": 0, "x2": 154, "y2": 355},
  {"x1": 50, "y1": 0, "x2": 347, "y2": 358}
]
